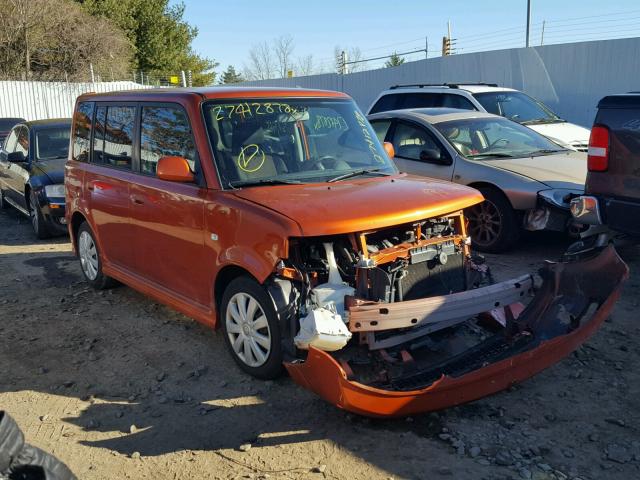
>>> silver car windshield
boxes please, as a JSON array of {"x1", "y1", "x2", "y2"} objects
[
  {"x1": 203, "y1": 98, "x2": 396, "y2": 188},
  {"x1": 434, "y1": 117, "x2": 565, "y2": 159}
]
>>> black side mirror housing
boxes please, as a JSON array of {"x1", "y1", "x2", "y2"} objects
[
  {"x1": 7, "y1": 151, "x2": 26, "y2": 163},
  {"x1": 420, "y1": 148, "x2": 452, "y2": 166}
]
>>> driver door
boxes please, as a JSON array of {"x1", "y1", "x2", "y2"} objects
[
  {"x1": 0, "y1": 125, "x2": 30, "y2": 211},
  {"x1": 388, "y1": 121, "x2": 455, "y2": 181}
]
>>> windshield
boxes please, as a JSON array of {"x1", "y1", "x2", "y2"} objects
[
  {"x1": 434, "y1": 117, "x2": 565, "y2": 159},
  {"x1": 203, "y1": 98, "x2": 396, "y2": 187},
  {"x1": 36, "y1": 127, "x2": 70, "y2": 160},
  {"x1": 473, "y1": 91, "x2": 561, "y2": 124}
]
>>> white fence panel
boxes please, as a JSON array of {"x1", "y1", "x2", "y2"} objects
[{"x1": 0, "y1": 81, "x2": 151, "y2": 121}]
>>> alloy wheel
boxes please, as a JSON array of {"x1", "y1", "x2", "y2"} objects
[
  {"x1": 78, "y1": 230, "x2": 99, "y2": 281},
  {"x1": 467, "y1": 200, "x2": 503, "y2": 248},
  {"x1": 225, "y1": 292, "x2": 272, "y2": 368}
]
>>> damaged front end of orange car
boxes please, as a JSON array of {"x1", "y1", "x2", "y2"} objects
[{"x1": 267, "y1": 209, "x2": 628, "y2": 418}]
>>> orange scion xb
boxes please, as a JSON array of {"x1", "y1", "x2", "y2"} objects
[{"x1": 65, "y1": 88, "x2": 627, "y2": 417}]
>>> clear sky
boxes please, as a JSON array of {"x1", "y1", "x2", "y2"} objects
[{"x1": 175, "y1": 0, "x2": 640, "y2": 75}]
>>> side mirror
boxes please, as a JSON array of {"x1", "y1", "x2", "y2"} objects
[
  {"x1": 383, "y1": 142, "x2": 395, "y2": 159},
  {"x1": 420, "y1": 148, "x2": 443, "y2": 162},
  {"x1": 7, "y1": 151, "x2": 26, "y2": 163},
  {"x1": 157, "y1": 156, "x2": 195, "y2": 183}
]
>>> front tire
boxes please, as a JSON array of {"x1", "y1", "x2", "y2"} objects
[
  {"x1": 220, "y1": 276, "x2": 284, "y2": 380},
  {"x1": 466, "y1": 187, "x2": 520, "y2": 253},
  {"x1": 77, "y1": 222, "x2": 115, "y2": 289},
  {"x1": 29, "y1": 190, "x2": 51, "y2": 240}
]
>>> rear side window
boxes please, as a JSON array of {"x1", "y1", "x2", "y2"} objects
[
  {"x1": 72, "y1": 102, "x2": 93, "y2": 162},
  {"x1": 140, "y1": 105, "x2": 197, "y2": 175},
  {"x1": 441, "y1": 94, "x2": 476, "y2": 110},
  {"x1": 398, "y1": 93, "x2": 440, "y2": 109},
  {"x1": 369, "y1": 95, "x2": 400, "y2": 114},
  {"x1": 92, "y1": 105, "x2": 135, "y2": 169}
]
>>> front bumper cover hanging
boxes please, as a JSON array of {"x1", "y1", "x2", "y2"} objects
[{"x1": 285, "y1": 245, "x2": 628, "y2": 417}]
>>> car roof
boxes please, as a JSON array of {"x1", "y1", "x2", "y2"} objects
[
  {"x1": 368, "y1": 108, "x2": 500, "y2": 124},
  {"x1": 23, "y1": 118, "x2": 72, "y2": 129},
  {"x1": 381, "y1": 85, "x2": 517, "y2": 95},
  {"x1": 598, "y1": 93, "x2": 640, "y2": 109},
  {"x1": 77, "y1": 86, "x2": 351, "y2": 103}
]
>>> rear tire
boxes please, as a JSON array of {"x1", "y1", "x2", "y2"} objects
[
  {"x1": 77, "y1": 222, "x2": 116, "y2": 290},
  {"x1": 466, "y1": 187, "x2": 520, "y2": 253},
  {"x1": 29, "y1": 190, "x2": 51, "y2": 240},
  {"x1": 220, "y1": 276, "x2": 284, "y2": 380}
]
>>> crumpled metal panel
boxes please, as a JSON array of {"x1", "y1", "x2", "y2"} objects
[{"x1": 285, "y1": 245, "x2": 628, "y2": 417}]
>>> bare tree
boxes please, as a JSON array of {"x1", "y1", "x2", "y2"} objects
[
  {"x1": 296, "y1": 54, "x2": 315, "y2": 76},
  {"x1": 0, "y1": 0, "x2": 132, "y2": 81},
  {"x1": 273, "y1": 34, "x2": 295, "y2": 78},
  {"x1": 244, "y1": 41, "x2": 275, "y2": 80}
]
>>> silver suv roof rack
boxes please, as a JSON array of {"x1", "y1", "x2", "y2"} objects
[{"x1": 389, "y1": 83, "x2": 499, "y2": 90}]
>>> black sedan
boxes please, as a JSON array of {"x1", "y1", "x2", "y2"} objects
[{"x1": 0, "y1": 118, "x2": 71, "y2": 238}]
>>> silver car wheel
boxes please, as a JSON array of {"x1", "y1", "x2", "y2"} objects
[
  {"x1": 78, "y1": 230, "x2": 99, "y2": 281},
  {"x1": 467, "y1": 200, "x2": 503, "y2": 247},
  {"x1": 225, "y1": 292, "x2": 271, "y2": 368}
]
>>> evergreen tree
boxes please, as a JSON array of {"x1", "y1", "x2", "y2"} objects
[
  {"x1": 385, "y1": 52, "x2": 405, "y2": 68},
  {"x1": 220, "y1": 65, "x2": 244, "y2": 84}
]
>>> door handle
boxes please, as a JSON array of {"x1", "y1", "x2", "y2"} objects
[
  {"x1": 131, "y1": 196, "x2": 144, "y2": 205},
  {"x1": 87, "y1": 185, "x2": 94, "y2": 191}
]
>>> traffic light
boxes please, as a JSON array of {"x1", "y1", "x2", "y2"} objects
[{"x1": 442, "y1": 36, "x2": 451, "y2": 56}]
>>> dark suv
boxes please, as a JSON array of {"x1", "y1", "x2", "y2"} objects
[{"x1": 570, "y1": 94, "x2": 640, "y2": 238}]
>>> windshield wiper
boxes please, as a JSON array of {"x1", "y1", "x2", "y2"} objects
[
  {"x1": 528, "y1": 149, "x2": 565, "y2": 156},
  {"x1": 326, "y1": 168, "x2": 391, "y2": 183},
  {"x1": 467, "y1": 152, "x2": 515, "y2": 159},
  {"x1": 521, "y1": 118, "x2": 563, "y2": 125},
  {"x1": 228, "y1": 178, "x2": 302, "y2": 188}
]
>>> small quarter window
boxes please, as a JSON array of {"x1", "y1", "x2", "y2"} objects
[
  {"x1": 72, "y1": 102, "x2": 94, "y2": 162},
  {"x1": 140, "y1": 105, "x2": 197, "y2": 176}
]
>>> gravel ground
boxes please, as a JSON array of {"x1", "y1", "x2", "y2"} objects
[{"x1": 1, "y1": 206, "x2": 639, "y2": 480}]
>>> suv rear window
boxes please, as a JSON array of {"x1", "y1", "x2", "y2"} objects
[
  {"x1": 370, "y1": 92, "x2": 477, "y2": 114},
  {"x1": 369, "y1": 95, "x2": 400, "y2": 114}
]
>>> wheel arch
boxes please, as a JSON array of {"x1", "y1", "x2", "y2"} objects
[
  {"x1": 466, "y1": 182, "x2": 515, "y2": 210},
  {"x1": 213, "y1": 264, "x2": 259, "y2": 329}
]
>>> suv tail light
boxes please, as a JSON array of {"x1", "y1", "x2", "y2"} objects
[{"x1": 587, "y1": 126, "x2": 609, "y2": 172}]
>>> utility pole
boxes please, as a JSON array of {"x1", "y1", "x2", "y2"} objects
[
  {"x1": 540, "y1": 20, "x2": 546, "y2": 45},
  {"x1": 447, "y1": 20, "x2": 452, "y2": 47},
  {"x1": 425, "y1": 37, "x2": 428, "y2": 59},
  {"x1": 526, "y1": 0, "x2": 532, "y2": 47}
]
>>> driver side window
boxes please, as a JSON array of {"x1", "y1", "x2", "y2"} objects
[{"x1": 391, "y1": 122, "x2": 448, "y2": 163}]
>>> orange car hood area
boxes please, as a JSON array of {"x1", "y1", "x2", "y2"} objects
[{"x1": 231, "y1": 174, "x2": 484, "y2": 236}]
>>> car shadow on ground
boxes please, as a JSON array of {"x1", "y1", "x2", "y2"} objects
[{"x1": 2, "y1": 208, "x2": 639, "y2": 478}]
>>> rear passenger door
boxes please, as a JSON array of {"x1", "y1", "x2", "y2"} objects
[
  {"x1": 387, "y1": 121, "x2": 455, "y2": 180},
  {"x1": 2, "y1": 126, "x2": 30, "y2": 210},
  {"x1": 85, "y1": 103, "x2": 137, "y2": 269},
  {"x1": 130, "y1": 103, "x2": 208, "y2": 306}
]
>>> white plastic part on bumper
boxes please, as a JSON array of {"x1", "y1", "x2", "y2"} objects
[{"x1": 294, "y1": 308, "x2": 353, "y2": 351}]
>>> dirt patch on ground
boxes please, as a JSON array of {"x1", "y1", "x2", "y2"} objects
[{"x1": 1, "y1": 207, "x2": 639, "y2": 480}]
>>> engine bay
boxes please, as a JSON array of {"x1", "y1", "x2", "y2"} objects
[{"x1": 270, "y1": 210, "x2": 539, "y2": 391}]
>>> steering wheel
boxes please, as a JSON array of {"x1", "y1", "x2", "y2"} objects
[
  {"x1": 305, "y1": 155, "x2": 340, "y2": 171},
  {"x1": 488, "y1": 138, "x2": 510, "y2": 149}
]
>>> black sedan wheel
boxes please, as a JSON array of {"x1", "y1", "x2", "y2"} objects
[
  {"x1": 466, "y1": 187, "x2": 519, "y2": 253},
  {"x1": 29, "y1": 190, "x2": 51, "y2": 240}
]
